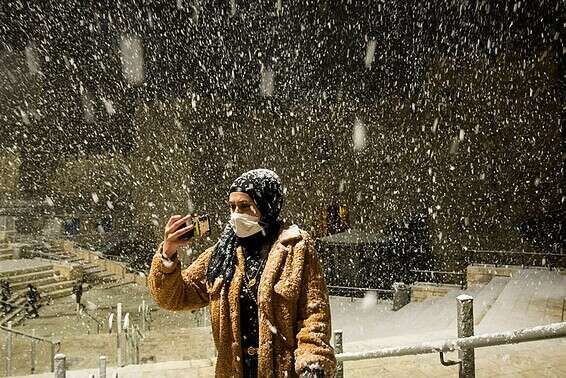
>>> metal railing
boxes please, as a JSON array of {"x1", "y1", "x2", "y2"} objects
[
  {"x1": 410, "y1": 269, "x2": 466, "y2": 289},
  {"x1": 412, "y1": 249, "x2": 566, "y2": 290},
  {"x1": 332, "y1": 294, "x2": 566, "y2": 378},
  {"x1": 1, "y1": 321, "x2": 61, "y2": 375},
  {"x1": 336, "y1": 322, "x2": 566, "y2": 360},
  {"x1": 463, "y1": 248, "x2": 566, "y2": 269},
  {"x1": 79, "y1": 307, "x2": 103, "y2": 334},
  {"x1": 328, "y1": 283, "x2": 411, "y2": 311},
  {"x1": 328, "y1": 285, "x2": 393, "y2": 298}
]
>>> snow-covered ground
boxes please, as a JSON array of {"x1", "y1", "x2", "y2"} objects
[{"x1": 330, "y1": 267, "x2": 566, "y2": 353}]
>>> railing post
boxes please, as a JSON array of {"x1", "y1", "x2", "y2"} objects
[
  {"x1": 117, "y1": 303, "x2": 123, "y2": 367},
  {"x1": 31, "y1": 329, "x2": 37, "y2": 374},
  {"x1": 108, "y1": 313, "x2": 114, "y2": 334},
  {"x1": 99, "y1": 355, "x2": 107, "y2": 378},
  {"x1": 334, "y1": 330, "x2": 344, "y2": 378},
  {"x1": 136, "y1": 331, "x2": 140, "y2": 364},
  {"x1": 5, "y1": 321, "x2": 12, "y2": 377},
  {"x1": 457, "y1": 294, "x2": 475, "y2": 378},
  {"x1": 392, "y1": 282, "x2": 410, "y2": 311},
  {"x1": 124, "y1": 328, "x2": 130, "y2": 365},
  {"x1": 54, "y1": 353, "x2": 66, "y2": 378},
  {"x1": 50, "y1": 343, "x2": 56, "y2": 372},
  {"x1": 141, "y1": 301, "x2": 145, "y2": 332}
]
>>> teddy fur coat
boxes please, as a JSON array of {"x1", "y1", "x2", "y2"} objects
[{"x1": 147, "y1": 225, "x2": 336, "y2": 377}]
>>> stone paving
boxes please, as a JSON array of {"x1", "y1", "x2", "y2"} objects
[{"x1": 15, "y1": 337, "x2": 566, "y2": 377}]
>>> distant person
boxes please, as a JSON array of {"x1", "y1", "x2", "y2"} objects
[
  {"x1": 1, "y1": 280, "x2": 12, "y2": 313},
  {"x1": 148, "y1": 169, "x2": 336, "y2": 378},
  {"x1": 25, "y1": 284, "x2": 41, "y2": 318},
  {"x1": 72, "y1": 279, "x2": 83, "y2": 312}
]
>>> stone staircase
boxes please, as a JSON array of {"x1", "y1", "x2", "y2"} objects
[
  {"x1": 0, "y1": 240, "x2": 13, "y2": 261},
  {"x1": 0, "y1": 263, "x2": 75, "y2": 326},
  {"x1": 23, "y1": 240, "x2": 119, "y2": 284}
]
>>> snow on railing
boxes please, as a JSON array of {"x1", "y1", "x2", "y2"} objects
[{"x1": 336, "y1": 321, "x2": 566, "y2": 362}]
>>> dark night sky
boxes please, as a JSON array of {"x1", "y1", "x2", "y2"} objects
[{"x1": 1, "y1": 0, "x2": 562, "y2": 102}]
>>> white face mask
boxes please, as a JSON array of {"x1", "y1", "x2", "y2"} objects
[{"x1": 230, "y1": 212, "x2": 264, "y2": 238}]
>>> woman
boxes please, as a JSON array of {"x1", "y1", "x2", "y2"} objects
[{"x1": 148, "y1": 169, "x2": 336, "y2": 378}]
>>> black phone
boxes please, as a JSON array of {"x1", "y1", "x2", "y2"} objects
[{"x1": 177, "y1": 215, "x2": 210, "y2": 240}]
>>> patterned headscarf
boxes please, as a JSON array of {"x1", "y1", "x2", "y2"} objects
[{"x1": 206, "y1": 169, "x2": 284, "y2": 285}]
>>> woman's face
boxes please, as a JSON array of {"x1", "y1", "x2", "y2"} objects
[{"x1": 228, "y1": 192, "x2": 262, "y2": 218}]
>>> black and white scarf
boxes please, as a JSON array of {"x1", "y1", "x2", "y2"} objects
[{"x1": 206, "y1": 169, "x2": 284, "y2": 285}]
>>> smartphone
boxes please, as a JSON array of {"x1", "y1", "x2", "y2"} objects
[{"x1": 177, "y1": 215, "x2": 210, "y2": 240}]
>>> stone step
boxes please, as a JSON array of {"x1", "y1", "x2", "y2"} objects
[
  {"x1": 10, "y1": 309, "x2": 29, "y2": 326},
  {"x1": 6, "y1": 269, "x2": 58, "y2": 284},
  {"x1": 14, "y1": 280, "x2": 75, "y2": 296},
  {"x1": 45, "y1": 286, "x2": 74, "y2": 299},
  {"x1": 0, "y1": 264, "x2": 54, "y2": 278},
  {"x1": 0, "y1": 306, "x2": 26, "y2": 325},
  {"x1": 85, "y1": 267, "x2": 106, "y2": 275},
  {"x1": 97, "y1": 273, "x2": 118, "y2": 282},
  {"x1": 0, "y1": 254, "x2": 12, "y2": 261},
  {"x1": 11, "y1": 276, "x2": 60, "y2": 291}
]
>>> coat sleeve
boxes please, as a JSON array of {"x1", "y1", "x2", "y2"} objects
[
  {"x1": 294, "y1": 235, "x2": 337, "y2": 377},
  {"x1": 147, "y1": 242, "x2": 212, "y2": 311}
]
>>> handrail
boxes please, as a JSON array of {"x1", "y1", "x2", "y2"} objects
[
  {"x1": 411, "y1": 269, "x2": 463, "y2": 276},
  {"x1": 80, "y1": 307, "x2": 103, "y2": 332},
  {"x1": 465, "y1": 249, "x2": 565, "y2": 257},
  {"x1": 336, "y1": 321, "x2": 566, "y2": 362},
  {"x1": 0, "y1": 299, "x2": 24, "y2": 309},
  {"x1": 410, "y1": 269, "x2": 466, "y2": 289},
  {"x1": 328, "y1": 285, "x2": 393, "y2": 293},
  {"x1": 0, "y1": 325, "x2": 61, "y2": 347}
]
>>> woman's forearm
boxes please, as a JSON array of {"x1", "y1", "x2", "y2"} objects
[{"x1": 147, "y1": 245, "x2": 212, "y2": 311}]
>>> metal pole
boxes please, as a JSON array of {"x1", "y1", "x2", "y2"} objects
[
  {"x1": 50, "y1": 343, "x2": 56, "y2": 372},
  {"x1": 334, "y1": 330, "x2": 344, "y2": 378},
  {"x1": 99, "y1": 355, "x2": 107, "y2": 378},
  {"x1": 54, "y1": 353, "x2": 66, "y2": 378},
  {"x1": 141, "y1": 300, "x2": 146, "y2": 332},
  {"x1": 457, "y1": 294, "x2": 475, "y2": 377},
  {"x1": 117, "y1": 303, "x2": 122, "y2": 367},
  {"x1": 31, "y1": 329, "x2": 37, "y2": 374},
  {"x1": 125, "y1": 329, "x2": 130, "y2": 365},
  {"x1": 117, "y1": 303, "x2": 122, "y2": 334},
  {"x1": 5, "y1": 321, "x2": 12, "y2": 377},
  {"x1": 135, "y1": 330, "x2": 140, "y2": 364}
]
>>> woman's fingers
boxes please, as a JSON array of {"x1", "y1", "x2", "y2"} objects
[
  {"x1": 170, "y1": 224, "x2": 195, "y2": 240},
  {"x1": 166, "y1": 214, "x2": 192, "y2": 235},
  {"x1": 163, "y1": 214, "x2": 193, "y2": 257},
  {"x1": 166, "y1": 215, "x2": 183, "y2": 227}
]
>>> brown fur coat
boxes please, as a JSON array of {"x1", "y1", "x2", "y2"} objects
[{"x1": 148, "y1": 225, "x2": 336, "y2": 377}]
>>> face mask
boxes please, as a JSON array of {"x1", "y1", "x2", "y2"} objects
[{"x1": 230, "y1": 212, "x2": 263, "y2": 238}]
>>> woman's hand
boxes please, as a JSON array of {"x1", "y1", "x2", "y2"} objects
[
  {"x1": 299, "y1": 367, "x2": 325, "y2": 378},
  {"x1": 163, "y1": 215, "x2": 194, "y2": 258}
]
